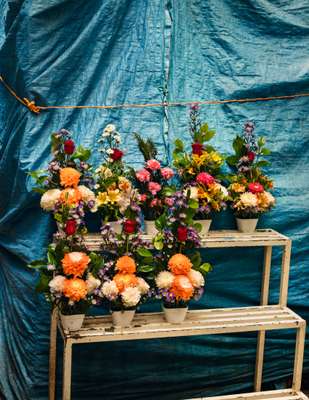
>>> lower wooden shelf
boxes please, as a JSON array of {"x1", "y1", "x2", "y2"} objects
[{"x1": 187, "y1": 389, "x2": 309, "y2": 400}]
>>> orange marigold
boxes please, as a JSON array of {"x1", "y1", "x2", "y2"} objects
[
  {"x1": 63, "y1": 278, "x2": 88, "y2": 301},
  {"x1": 116, "y1": 255, "x2": 136, "y2": 274},
  {"x1": 60, "y1": 167, "x2": 81, "y2": 188},
  {"x1": 60, "y1": 188, "x2": 82, "y2": 206},
  {"x1": 113, "y1": 273, "x2": 138, "y2": 293},
  {"x1": 168, "y1": 253, "x2": 192, "y2": 275},
  {"x1": 170, "y1": 275, "x2": 194, "y2": 301},
  {"x1": 62, "y1": 252, "x2": 90, "y2": 277}
]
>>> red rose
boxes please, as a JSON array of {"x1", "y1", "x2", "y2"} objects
[
  {"x1": 247, "y1": 151, "x2": 255, "y2": 162},
  {"x1": 177, "y1": 226, "x2": 188, "y2": 242},
  {"x1": 64, "y1": 139, "x2": 75, "y2": 155},
  {"x1": 111, "y1": 148, "x2": 123, "y2": 161},
  {"x1": 192, "y1": 142, "x2": 203, "y2": 156},
  {"x1": 248, "y1": 182, "x2": 264, "y2": 194},
  {"x1": 123, "y1": 219, "x2": 137, "y2": 234},
  {"x1": 65, "y1": 219, "x2": 77, "y2": 235},
  {"x1": 196, "y1": 172, "x2": 215, "y2": 186}
]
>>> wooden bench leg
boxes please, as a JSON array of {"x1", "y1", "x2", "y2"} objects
[
  {"x1": 62, "y1": 340, "x2": 73, "y2": 400},
  {"x1": 279, "y1": 241, "x2": 292, "y2": 307},
  {"x1": 49, "y1": 308, "x2": 58, "y2": 400},
  {"x1": 292, "y1": 323, "x2": 306, "y2": 391}
]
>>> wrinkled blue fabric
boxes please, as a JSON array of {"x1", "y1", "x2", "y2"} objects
[{"x1": 0, "y1": 1, "x2": 308, "y2": 399}]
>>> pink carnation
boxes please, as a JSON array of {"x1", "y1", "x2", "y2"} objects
[
  {"x1": 148, "y1": 181, "x2": 161, "y2": 195},
  {"x1": 165, "y1": 197, "x2": 174, "y2": 207},
  {"x1": 136, "y1": 168, "x2": 151, "y2": 182},
  {"x1": 248, "y1": 182, "x2": 264, "y2": 194},
  {"x1": 139, "y1": 194, "x2": 147, "y2": 202},
  {"x1": 146, "y1": 159, "x2": 161, "y2": 170},
  {"x1": 196, "y1": 172, "x2": 215, "y2": 186},
  {"x1": 161, "y1": 167, "x2": 174, "y2": 180},
  {"x1": 150, "y1": 198, "x2": 160, "y2": 207}
]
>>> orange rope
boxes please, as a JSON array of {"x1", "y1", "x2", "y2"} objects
[{"x1": 1, "y1": 74, "x2": 309, "y2": 115}]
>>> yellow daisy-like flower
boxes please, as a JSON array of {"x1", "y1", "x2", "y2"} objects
[
  {"x1": 97, "y1": 192, "x2": 109, "y2": 206},
  {"x1": 107, "y1": 189, "x2": 120, "y2": 203},
  {"x1": 210, "y1": 151, "x2": 222, "y2": 164}
]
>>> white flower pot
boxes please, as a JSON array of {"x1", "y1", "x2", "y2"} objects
[
  {"x1": 111, "y1": 310, "x2": 135, "y2": 327},
  {"x1": 195, "y1": 219, "x2": 212, "y2": 236},
  {"x1": 236, "y1": 217, "x2": 258, "y2": 233},
  {"x1": 144, "y1": 220, "x2": 158, "y2": 236},
  {"x1": 109, "y1": 221, "x2": 122, "y2": 234},
  {"x1": 163, "y1": 306, "x2": 188, "y2": 324},
  {"x1": 60, "y1": 313, "x2": 85, "y2": 331}
]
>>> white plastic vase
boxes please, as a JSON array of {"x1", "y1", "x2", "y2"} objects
[
  {"x1": 163, "y1": 306, "x2": 188, "y2": 324},
  {"x1": 195, "y1": 219, "x2": 212, "y2": 236},
  {"x1": 60, "y1": 313, "x2": 85, "y2": 331},
  {"x1": 236, "y1": 218, "x2": 258, "y2": 233},
  {"x1": 144, "y1": 220, "x2": 158, "y2": 236},
  {"x1": 111, "y1": 310, "x2": 136, "y2": 327}
]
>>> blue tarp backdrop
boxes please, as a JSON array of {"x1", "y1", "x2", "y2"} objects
[{"x1": 0, "y1": 1, "x2": 308, "y2": 399}]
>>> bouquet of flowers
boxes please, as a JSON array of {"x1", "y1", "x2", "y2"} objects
[
  {"x1": 227, "y1": 122, "x2": 275, "y2": 231},
  {"x1": 133, "y1": 134, "x2": 175, "y2": 227},
  {"x1": 95, "y1": 124, "x2": 140, "y2": 230},
  {"x1": 30, "y1": 129, "x2": 97, "y2": 236}
]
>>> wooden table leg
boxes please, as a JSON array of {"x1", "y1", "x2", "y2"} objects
[
  {"x1": 254, "y1": 246, "x2": 272, "y2": 391},
  {"x1": 62, "y1": 339, "x2": 73, "y2": 400},
  {"x1": 292, "y1": 323, "x2": 306, "y2": 391},
  {"x1": 49, "y1": 308, "x2": 58, "y2": 400},
  {"x1": 279, "y1": 241, "x2": 292, "y2": 307}
]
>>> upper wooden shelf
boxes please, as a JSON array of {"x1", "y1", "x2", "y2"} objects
[{"x1": 84, "y1": 229, "x2": 290, "y2": 251}]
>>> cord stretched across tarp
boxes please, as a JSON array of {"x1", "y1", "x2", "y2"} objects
[{"x1": 0, "y1": 1, "x2": 308, "y2": 399}]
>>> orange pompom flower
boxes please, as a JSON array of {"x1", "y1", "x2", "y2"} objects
[
  {"x1": 60, "y1": 188, "x2": 82, "y2": 206},
  {"x1": 63, "y1": 278, "x2": 88, "y2": 301},
  {"x1": 113, "y1": 273, "x2": 138, "y2": 293},
  {"x1": 116, "y1": 255, "x2": 136, "y2": 274},
  {"x1": 168, "y1": 254, "x2": 192, "y2": 275},
  {"x1": 60, "y1": 167, "x2": 81, "y2": 188},
  {"x1": 62, "y1": 252, "x2": 90, "y2": 277},
  {"x1": 170, "y1": 275, "x2": 194, "y2": 301}
]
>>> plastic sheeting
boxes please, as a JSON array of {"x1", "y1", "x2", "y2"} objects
[{"x1": 0, "y1": 1, "x2": 308, "y2": 399}]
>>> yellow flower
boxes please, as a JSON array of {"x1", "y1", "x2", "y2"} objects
[
  {"x1": 107, "y1": 189, "x2": 120, "y2": 203},
  {"x1": 97, "y1": 192, "x2": 109, "y2": 206},
  {"x1": 230, "y1": 183, "x2": 246, "y2": 193},
  {"x1": 210, "y1": 151, "x2": 222, "y2": 164},
  {"x1": 187, "y1": 167, "x2": 195, "y2": 175},
  {"x1": 118, "y1": 177, "x2": 131, "y2": 192}
]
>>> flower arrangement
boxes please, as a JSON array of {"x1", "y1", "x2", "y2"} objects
[
  {"x1": 133, "y1": 133, "x2": 175, "y2": 221},
  {"x1": 227, "y1": 122, "x2": 275, "y2": 220},
  {"x1": 30, "y1": 129, "x2": 97, "y2": 236},
  {"x1": 95, "y1": 124, "x2": 140, "y2": 228}
]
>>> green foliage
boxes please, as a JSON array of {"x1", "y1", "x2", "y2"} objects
[
  {"x1": 134, "y1": 133, "x2": 157, "y2": 161},
  {"x1": 71, "y1": 145, "x2": 91, "y2": 161}
]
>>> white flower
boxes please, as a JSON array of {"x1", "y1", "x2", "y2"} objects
[
  {"x1": 184, "y1": 186, "x2": 198, "y2": 200},
  {"x1": 188, "y1": 269, "x2": 205, "y2": 288},
  {"x1": 86, "y1": 273, "x2": 101, "y2": 294},
  {"x1": 102, "y1": 131, "x2": 110, "y2": 137},
  {"x1": 121, "y1": 286, "x2": 141, "y2": 308},
  {"x1": 49, "y1": 275, "x2": 66, "y2": 293},
  {"x1": 104, "y1": 124, "x2": 116, "y2": 133},
  {"x1": 155, "y1": 271, "x2": 174, "y2": 289},
  {"x1": 238, "y1": 192, "x2": 258, "y2": 208},
  {"x1": 118, "y1": 192, "x2": 131, "y2": 214},
  {"x1": 40, "y1": 189, "x2": 61, "y2": 211},
  {"x1": 101, "y1": 280, "x2": 119, "y2": 300},
  {"x1": 106, "y1": 148, "x2": 114, "y2": 155},
  {"x1": 137, "y1": 278, "x2": 150, "y2": 295},
  {"x1": 115, "y1": 135, "x2": 121, "y2": 144},
  {"x1": 264, "y1": 191, "x2": 275, "y2": 206},
  {"x1": 78, "y1": 185, "x2": 96, "y2": 202},
  {"x1": 217, "y1": 184, "x2": 229, "y2": 198}
]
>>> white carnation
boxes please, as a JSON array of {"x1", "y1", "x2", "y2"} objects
[
  {"x1": 78, "y1": 185, "x2": 96, "y2": 202},
  {"x1": 86, "y1": 273, "x2": 101, "y2": 294},
  {"x1": 121, "y1": 286, "x2": 141, "y2": 308},
  {"x1": 49, "y1": 275, "x2": 66, "y2": 293},
  {"x1": 238, "y1": 192, "x2": 258, "y2": 208},
  {"x1": 188, "y1": 269, "x2": 205, "y2": 288},
  {"x1": 155, "y1": 271, "x2": 174, "y2": 289},
  {"x1": 137, "y1": 277, "x2": 150, "y2": 295},
  {"x1": 101, "y1": 280, "x2": 119, "y2": 300},
  {"x1": 40, "y1": 189, "x2": 61, "y2": 211}
]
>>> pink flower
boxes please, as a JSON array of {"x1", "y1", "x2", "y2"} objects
[
  {"x1": 139, "y1": 194, "x2": 147, "y2": 202},
  {"x1": 150, "y1": 198, "x2": 159, "y2": 207},
  {"x1": 248, "y1": 182, "x2": 264, "y2": 194},
  {"x1": 148, "y1": 181, "x2": 161, "y2": 195},
  {"x1": 146, "y1": 159, "x2": 161, "y2": 170},
  {"x1": 161, "y1": 167, "x2": 174, "y2": 180},
  {"x1": 196, "y1": 172, "x2": 215, "y2": 186},
  {"x1": 164, "y1": 197, "x2": 174, "y2": 207},
  {"x1": 136, "y1": 168, "x2": 151, "y2": 182}
]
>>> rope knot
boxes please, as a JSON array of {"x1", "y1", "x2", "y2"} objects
[{"x1": 23, "y1": 98, "x2": 40, "y2": 114}]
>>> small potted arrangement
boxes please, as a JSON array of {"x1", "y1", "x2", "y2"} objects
[
  {"x1": 28, "y1": 237, "x2": 102, "y2": 331},
  {"x1": 173, "y1": 104, "x2": 226, "y2": 233},
  {"x1": 95, "y1": 124, "x2": 139, "y2": 233},
  {"x1": 227, "y1": 122, "x2": 275, "y2": 233},
  {"x1": 30, "y1": 129, "x2": 97, "y2": 235},
  {"x1": 133, "y1": 133, "x2": 175, "y2": 235},
  {"x1": 153, "y1": 190, "x2": 212, "y2": 323}
]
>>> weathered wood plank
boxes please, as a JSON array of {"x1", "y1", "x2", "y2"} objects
[{"x1": 187, "y1": 389, "x2": 308, "y2": 400}]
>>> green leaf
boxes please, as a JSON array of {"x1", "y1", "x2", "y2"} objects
[
  {"x1": 137, "y1": 248, "x2": 153, "y2": 258},
  {"x1": 72, "y1": 145, "x2": 91, "y2": 161},
  {"x1": 28, "y1": 260, "x2": 46, "y2": 269},
  {"x1": 232, "y1": 136, "x2": 245, "y2": 156},
  {"x1": 226, "y1": 155, "x2": 239, "y2": 167},
  {"x1": 36, "y1": 273, "x2": 50, "y2": 293},
  {"x1": 188, "y1": 199, "x2": 199, "y2": 209},
  {"x1": 174, "y1": 138, "x2": 184, "y2": 151},
  {"x1": 258, "y1": 137, "x2": 266, "y2": 147},
  {"x1": 193, "y1": 222, "x2": 202, "y2": 233},
  {"x1": 190, "y1": 251, "x2": 202, "y2": 269},
  {"x1": 138, "y1": 264, "x2": 155, "y2": 273},
  {"x1": 199, "y1": 262, "x2": 213, "y2": 275},
  {"x1": 260, "y1": 148, "x2": 271, "y2": 155},
  {"x1": 255, "y1": 160, "x2": 269, "y2": 168},
  {"x1": 155, "y1": 214, "x2": 167, "y2": 230},
  {"x1": 161, "y1": 186, "x2": 176, "y2": 197},
  {"x1": 154, "y1": 236, "x2": 163, "y2": 250},
  {"x1": 200, "y1": 124, "x2": 216, "y2": 141}
]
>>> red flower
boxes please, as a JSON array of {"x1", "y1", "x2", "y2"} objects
[
  {"x1": 192, "y1": 142, "x2": 203, "y2": 156},
  {"x1": 196, "y1": 172, "x2": 215, "y2": 186},
  {"x1": 177, "y1": 226, "x2": 188, "y2": 242},
  {"x1": 64, "y1": 139, "x2": 75, "y2": 155},
  {"x1": 111, "y1": 148, "x2": 123, "y2": 161},
  {"x1": 248, "y1": 182, "x2": 264, "y2": 194},
  {"x1": 123, "y1": 219, "x2": 137, "y2": 234},
  {"x1": 65, "y1": 219, "x2": 77, "y2": 235},
  {"x1": 247, "y1": 151, "x2": 255, "y2": 162}
]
